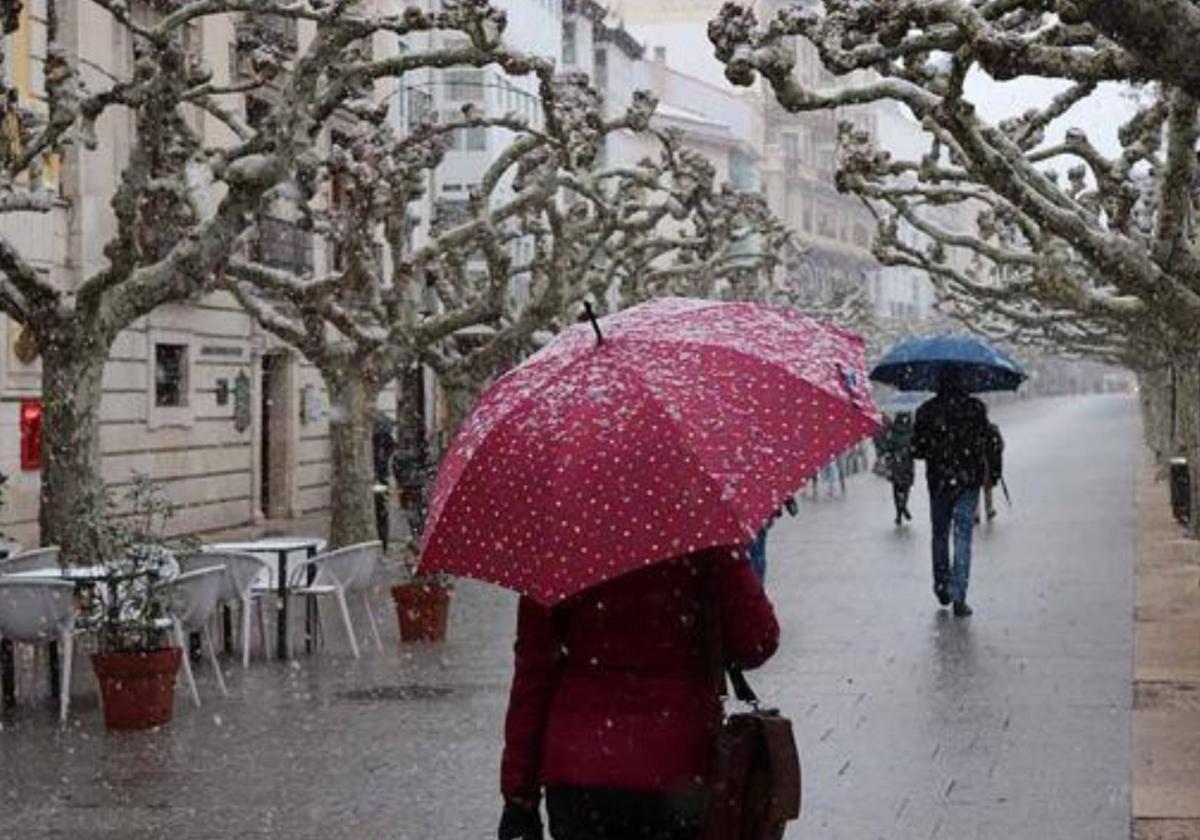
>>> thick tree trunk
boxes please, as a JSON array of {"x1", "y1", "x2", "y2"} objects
[
  {"x1": 394, "y1": 363, "x2": 430, "y2": 540},
  {"x1": 1169, "y1": 358, "x2": 1200, "y2": 536},
  {"x1": 1137, "y1": 366, "x2": 1174, "y2": 460},
  {"x1": 323, "y1": 363, "x2": 381, "y2": 550},
  {"x1": 440, "y1": 372, "x2": 480, "y2": 444},
  {"x1": 38, "y1": 334, "x2": 108, "y2": 564}
]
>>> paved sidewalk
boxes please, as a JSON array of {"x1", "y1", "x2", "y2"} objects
[
  {"x1": 1132, "y1": 461, "x2": 1200, "y2": 839},
  {"x1": 0, "y1": 396, "x2": 1142, "y2": 839},
  {"x1": 756, "y1": 395, "x2": 1136, "y2": 839}
]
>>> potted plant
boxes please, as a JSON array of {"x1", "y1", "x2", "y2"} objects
[
  {"x1": 390, "y1": 557, "x2": 453, "y2": 643},
  {"x1": 389, "y1": 475, "x2": 452, "y2": 643},
  {"x1": 76, "y1": 473, "x2": 195, "y2": 731}
]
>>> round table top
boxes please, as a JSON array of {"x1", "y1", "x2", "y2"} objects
[{"x1": 208, "y1": 537, "x2": 326, "y2": 554}]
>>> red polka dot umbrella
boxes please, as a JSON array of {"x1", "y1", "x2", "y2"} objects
[{"x1": 418, "y1": 297, "x2": 882, "y2": 605}]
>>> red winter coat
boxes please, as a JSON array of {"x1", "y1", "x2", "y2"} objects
[{"x1": 500, "y1": 548, "x2": 780, "y2": 798}]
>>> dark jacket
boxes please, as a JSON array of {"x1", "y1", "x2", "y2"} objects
[
  {"x1": 912, "y1": 389, "x2": 990, "y2": 494},
  {"x1": 883, "y1": 413, "x2": 915, "y2": 489},
  {"x1": 500, "y1": 549, "x2": 779, "y2": 799}
]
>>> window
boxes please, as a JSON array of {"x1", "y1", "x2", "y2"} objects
[
  {"x1": 562, "y1": 21, "x2": 576, "y2": 65},
  {"x1": 465, "y1": 125, "x2": 487, "y2": 151},
  {"x1": 155, "y1": 344, "x2": 188, "y2": 408},
  {"x1": 407, "y1": 87, "x2": 433, "y2": 130},
  {"x1": 246, "y1": 95, "x2": 272, "y2": 129},
  {"x1": 594, "y1": 49, "x2": 608, "y2": 92},
  {"x1": 255, "y1": 216, "x2": 314, "y2": 275},
  {"x1": 445, "y1": 69, "x2": 484, "y2": 102}
]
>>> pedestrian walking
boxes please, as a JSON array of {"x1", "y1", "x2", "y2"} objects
[
  {"x1": 912, "y1": 368, "x2": 992, "y2": 617},
  {"x1": 872, "y1": 413, "x2": 893, "y2": 476},
  {"x1": 497, "y1": 548, "x2": 780, "y2": 840},
  {"x1": 883, "y1": 412, "x2": 915, "y2": 526},
  {"x1": 419, "y1": 299, "x2": 876, "y2": 840}
]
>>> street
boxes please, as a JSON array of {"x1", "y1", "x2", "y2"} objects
[
  {"x1": 0, "y1": 395, "x2": 1138, "y2": 839},
  {"x1": 763, "y1": 394, "x2": 1137, "y2": 839}
]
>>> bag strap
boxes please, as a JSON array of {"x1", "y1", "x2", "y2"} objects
[{"x1": 727, "y1": 667, "x2": 759, "y2": 708}]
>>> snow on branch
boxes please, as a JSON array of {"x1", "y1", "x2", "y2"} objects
[{"x1": 710, "y1": 0, "x2": 1200, "y2": 364}]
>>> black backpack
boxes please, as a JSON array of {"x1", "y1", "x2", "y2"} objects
[{"x1": 984, "y1": 423, "x2": 1004, "y2": 482}]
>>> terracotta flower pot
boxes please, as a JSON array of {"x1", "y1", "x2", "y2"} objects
[
  {"x1": 391, "y1": 582, "x2": 451, "y2": 643},
  {"x1": 92, "y1": 647, "x2": 182, "y2": 731}
]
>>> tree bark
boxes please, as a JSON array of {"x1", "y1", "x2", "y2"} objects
[
  {"x1": 38, "y1": 329, "x2": 108, "y2": 564},
  {"x1": 1168, "y1": 357, "x2": 1200, "y2": 536},
  {"x1": 1137, "y1": 366, "x2": 1174, "y2": 461},
  {"x1": 323, "y1": 362, "x2": 382, "y2": 550},
  {"x1": 440, "y1": 371, "x2": 480, "y2": 444}
]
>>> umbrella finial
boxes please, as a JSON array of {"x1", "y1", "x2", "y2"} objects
[{"x1": 583, "y1": 301, "x2": 604, "y2": 345}]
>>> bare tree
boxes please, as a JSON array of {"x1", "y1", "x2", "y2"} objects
[
  {"x1": 709, "y1": 1, "x2": 1200, "y2": 522},
  {"x1": 228, "y1": 71, "x2": 651, "y2": 546},
  {"x1": 228, "y1": 56, "x2": 790, "y2": 546},
  {"x1": 0, "y1": 0, "x2": 551, "y2": 559}
]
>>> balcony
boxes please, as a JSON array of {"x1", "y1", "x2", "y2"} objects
[{"x1": 253, "y1": 217, "x2": 313, "y2": 276}]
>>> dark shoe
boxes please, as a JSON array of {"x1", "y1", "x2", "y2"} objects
[
  {"x1": 986, "y1": 508, "x2": 997, "y2": 521},
  {"x1": 934, "y1": 584, "x2": 951, "y2": 606},
  {"x1": 902, "y1": 507, "x2": 913, "y2": 521},
  {"x1": 953, "y1": 601, "x2": 973, "y2": 618}
]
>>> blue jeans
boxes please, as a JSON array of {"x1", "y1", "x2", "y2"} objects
[{"x1": 929, "y1": 487, "x2": 980, "y2": 603}]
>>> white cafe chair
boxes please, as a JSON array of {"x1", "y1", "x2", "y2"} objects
[
  {"x1": 153, "y1": 567, "x2": 227, "y2": 708},
  {"x1": 283, "y1": 541, "x2": 383, "y2": 659},
  {"x1": 0, "y1": 578, "x2": 77, "y2": 723},
  {"x1": 177, "y1": 551, "x2": 272, "y2": 668}
]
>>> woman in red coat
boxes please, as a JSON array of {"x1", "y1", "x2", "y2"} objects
[{"x1": 497, "y1": 547, "x2": 780, "y2": 840}]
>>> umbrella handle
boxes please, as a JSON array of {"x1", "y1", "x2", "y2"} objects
[{"x1": 583, "y1": 301, "x2": 604, "y2": 346}]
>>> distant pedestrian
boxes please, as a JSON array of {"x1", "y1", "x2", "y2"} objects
[
  {"x1": 747, "y1": 528, "x2": 769, "y2": 581},
  {"x1": 883, "y1": 412, "x2": 915, "y2": 526},
  {"x1": 835, "y1": 451, "x2": 850, "y2": 495},
  {"x1": 745, "y1": 497, "x2": 798, "y2": 582},
  {"x1": 872, "y1": 414, "x2": 893, "y2": 476},
  {"x1": 912, "y1": 368, "x2": 991, "y2": 617},
  {"x1": 372, "y1": 413, "x2": 396, "y2": 550},
  {"x1": 497, "y1": 549, "x2": 779, "y2": 840}
]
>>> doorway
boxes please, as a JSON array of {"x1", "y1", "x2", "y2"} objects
[{"x1": 260, "y1": 352, "x2": 292, "y2": 519}]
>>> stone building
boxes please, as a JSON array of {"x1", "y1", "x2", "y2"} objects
[{"x1": 0, "y1": 2, "x2": 416, "y2": 546}]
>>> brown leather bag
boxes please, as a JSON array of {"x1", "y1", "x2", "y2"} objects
[
  {"x1": 700, "y1": 583, "x2": 801, "y2": 840},
  {"x1": 700, "y1": 671, "x2": 802, "y2": 840}
]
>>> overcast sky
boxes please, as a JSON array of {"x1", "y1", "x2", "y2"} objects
[{"x1": 966, "y1": 75, "x2": 1141, "y2": 158}]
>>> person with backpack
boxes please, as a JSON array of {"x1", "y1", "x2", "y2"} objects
[
  {"x1": 912, "y1": 368, "x2": 992, "y2": 617},
  {"x1": 980, "y1": 422, "x2": 1004, "y2": 522},
  {"x1": 882, "y1": 412, "x2": 915, "y2": 526}
]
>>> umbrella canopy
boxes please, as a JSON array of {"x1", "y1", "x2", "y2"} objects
[
  {"x1": 870, "y1": 334, "x2": 1026, "y2": 393},
  {"x1": 418, "y1": 297, "x2": 881, "y2": 605}
]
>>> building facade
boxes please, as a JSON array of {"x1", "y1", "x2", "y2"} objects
[{"x1": 0, "y1": 3, "x2": 416, "y2": 546}]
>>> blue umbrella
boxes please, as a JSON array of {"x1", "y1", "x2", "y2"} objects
[{"x1": 871, "y1": 334, "x2": 1026, "y2": 393}]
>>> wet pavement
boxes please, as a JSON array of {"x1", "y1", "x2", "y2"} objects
[{"x1": 0, "y1": 395, "x2": 1137, "y2": 839}]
